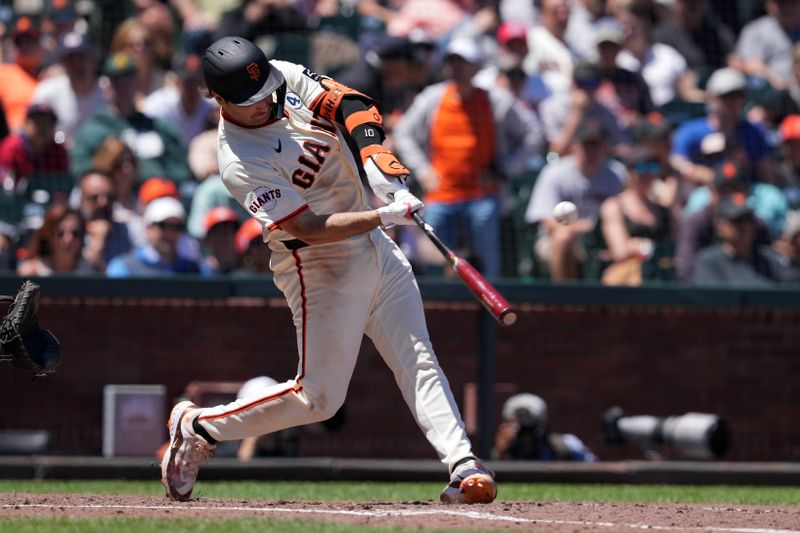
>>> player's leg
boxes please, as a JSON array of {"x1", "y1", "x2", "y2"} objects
[
  {"x1": 162, "y1": 243, "x2": 377, "y2": 500},
  {"x1": 364, "y1": 231, "x2": 496, "y2": 503}
]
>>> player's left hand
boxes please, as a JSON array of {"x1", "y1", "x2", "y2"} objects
[
  {"x1": 377, "y1": 189, "x2": 423, "y2": 226},
  {"x1": 362, "y1": 146, "x2": 410, "y2": 204}
]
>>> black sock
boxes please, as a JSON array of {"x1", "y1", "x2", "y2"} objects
[{"x1": 192, "y1": 418, "x2": 218, "y2": 445}]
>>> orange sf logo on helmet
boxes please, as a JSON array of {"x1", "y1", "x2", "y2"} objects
[{"x1": 246, "y1": 62, "x2": 261, "y2": 81}]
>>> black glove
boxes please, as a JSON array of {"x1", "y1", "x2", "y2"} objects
[{"x1": 0, "y1": 281, "x2": 61, "y2": 376}]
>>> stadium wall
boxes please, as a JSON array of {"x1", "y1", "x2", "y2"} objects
[{"x1": 0, "y1": 276, "x2": 798, "y2": 462}]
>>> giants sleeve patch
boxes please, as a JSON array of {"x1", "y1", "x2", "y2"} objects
[{"x1": 245, "y1": 186, "x2": 282, "y2": 214}]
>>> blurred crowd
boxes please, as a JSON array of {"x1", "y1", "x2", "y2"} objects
[{"x1": 0, "y1": 0, "x2": 799, "y2": 285}]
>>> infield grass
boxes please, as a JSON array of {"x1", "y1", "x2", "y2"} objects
[{"x1": 3, "y1": 481, "x2": 799, "y2": 532}]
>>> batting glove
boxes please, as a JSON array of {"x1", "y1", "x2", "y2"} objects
[
  {"x1": 377, "y1": 189, "x2": 423, "y2": 226},
  {"x1": 362, "y1": 146, "x2": 410, "y2": 204}
]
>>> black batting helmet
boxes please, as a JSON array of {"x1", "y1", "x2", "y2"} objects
[{"x1": 202, "y1": 36, "x2": 286, "y2": 118}]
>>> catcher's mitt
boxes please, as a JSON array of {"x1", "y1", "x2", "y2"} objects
[{"x1": 0, "y1": 281, "x2": 61, "y2": 376}]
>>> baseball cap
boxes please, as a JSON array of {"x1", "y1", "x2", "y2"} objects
[
  {"x1": 630, "y1": 112, "x2": 673, "y2": 142},
  {"x1": 444, "y1": 38, "x2": 483, "y2": 65},
  {"x1": 594, "y1": 20, "x2": 624, "y2": 45},
  {"x1": 779, "y1": 114, "x2": 800, "y2": 142},
  {"x1": 712, "y1": 162, "x2": 747, "y2": 190},
  {"x1": 374, "y1": 36, "x2": 415, "y2": 61},
  {"x1": 58, "y1": 31, "x2": 93, "y2": 58},
  {"x1": 11, "y1": 16, "x2": 41, "y2": 43},
  {"x1": 235, "y1": 218, "x2": 263, "y2": 255},
  {"x1": 203, "y1": 206, "x2": 240, "y2": 235},
  {"x1": 497, "y1": 22, "x2": 527, "y2": 46},
  {"x1": 26, "y1": 102, "x2": 57, "y2": 120},
  {"x1": 573, "y1": 61, "x2": 602, "y2": 89},
  {"x1": 705, "y1": 67, "x2": 747, "y2": 97},
  {"x1": 716, "y1": 192, "x2": 754, "y2": 221},
  {"x1": 576, "y1": 117, "x2": 607, "y2": 143},
  {"x1": 202, "y1": 36, "x2": 286, "y2": 106},
  {"x1": 103, "y1": 52, "x2": 137, "y2": 77},
  {"x1": 143, "y1": 196, "x2": 186, "y2": 225},
  {"x1": 175, "y1": 53, "x2": 203, "y2": 79},
  {"x1": 139, "y1": 177, "x2": 178, "y2": 205}
]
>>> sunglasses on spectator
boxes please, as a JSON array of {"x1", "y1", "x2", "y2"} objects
[
  {"x1": 57, "y1": 228, "x2": 82, "y2": 238},
  {"x1": 633, "y1": 161, "x2": 661, "y2": 175},
  {"x1": 87, "y1": 192, "x2": 112, "y2": 202},
  {"x1": 155, "y1": 221, "x2": 185, "y2": 231}
]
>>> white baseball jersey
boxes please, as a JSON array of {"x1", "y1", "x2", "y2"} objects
[
  {"x1": 197, "y1": 61, "x2": 475, "y2": 469},
  {"x1": 218, "y1": 60, "x2": 369, "y2": 249}
]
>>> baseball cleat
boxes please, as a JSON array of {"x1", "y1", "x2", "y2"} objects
[
  {"x1": 440, "y1": 458, "x2": 497, "y2": 504},
  {"x1": 161, "y1": 400, "x2": 215, "y2": 501}
]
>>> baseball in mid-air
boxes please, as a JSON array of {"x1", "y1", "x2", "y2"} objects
[{"x1": 553, "y1": 201, "x2": 578, "y2": 225}]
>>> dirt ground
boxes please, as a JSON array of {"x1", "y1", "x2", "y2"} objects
[{"x1": 1, "y1": 493, "x2": 799, "y2": 532}]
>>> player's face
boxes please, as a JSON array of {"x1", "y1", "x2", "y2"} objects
[{"x1": 220, "y1": 96, "x2": 274, "y2": 126}]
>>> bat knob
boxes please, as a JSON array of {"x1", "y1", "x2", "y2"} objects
[{"x1": 500, "y1": 309, "x2": 517, "y2": 326}]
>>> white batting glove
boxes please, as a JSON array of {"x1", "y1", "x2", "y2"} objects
[
  {"x1": 362, "y1": 148, "x2": 410, "y2": 204},
  {"x1": 377, "y1": 189, "x2": 424, "y2": 226}
]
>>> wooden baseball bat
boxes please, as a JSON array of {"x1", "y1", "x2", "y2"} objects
[{"x1": 412, "y1": 212, "x2": 517, "y2": 326}]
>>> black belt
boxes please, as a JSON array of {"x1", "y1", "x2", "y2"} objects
[{"x1": 282, "y1": 239, "x2": 309, "y2": 250}]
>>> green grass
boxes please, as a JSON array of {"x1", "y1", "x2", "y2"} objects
[
  {"x1": 3, "y1": 481, "x2": 799, "y2": 532},
  {"x1": 2, "y1": 479, "x2": 800, "y2": 505}
]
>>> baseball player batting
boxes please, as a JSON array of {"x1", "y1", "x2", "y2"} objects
[{"x1": 160, "y1": 36, "x2": 497, "y2": 505}]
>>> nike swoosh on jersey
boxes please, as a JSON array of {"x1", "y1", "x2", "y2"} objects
[{"x1": 275, "y1": 140, "x2": 282, "y2": 153}]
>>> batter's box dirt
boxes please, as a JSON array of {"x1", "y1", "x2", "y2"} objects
[{"x1": 1, "y1": 493, "x2": 799, "y2": 532}]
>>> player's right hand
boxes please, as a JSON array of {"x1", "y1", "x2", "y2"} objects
[{"x1": 377, "y1": 189, "x2": 423, "y2": 226}]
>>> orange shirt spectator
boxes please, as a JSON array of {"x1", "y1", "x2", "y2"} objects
[{"x1": 0, "y1": 17, "x2": 45, "y2": 132}]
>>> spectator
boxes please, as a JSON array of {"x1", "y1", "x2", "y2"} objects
[
  {"x1": 212, "y1": 0, "x2": 308, "y2": 44},
  {"x1": 199, "y1": 206, "x2": 241, "y2": 276},
  {"x1": 599, "y1": 148, "x2": 678, "y2": 285},
  {"x1": 17, "y1": 203, "x2": 89, "y2": 275},
  {"x1": 671, "y1": 67, "x2": 777, "y2": 187},
  {"x1": 773, "y1": 211, "x2": 800, "y2": 269},
  {"x1": 493, "y1": 393, "x2": 596, "y2": 461},
  {"x1": 70, "y1": 52, "x2": 192, "y2": 184},
  {"x1": 474, "y1": 21, "x2": 551, "y2": 111},
  {"x1": 394, "y1": 38, "x2": 545, "y2": 277},
  {"x1": 524, "y1": 0, "x2": 576, "y2": 95},
  {"x1": 186, "y1": 130, "x2": 244, "y2": 240},
  {"x1": 39, "y1": 0, "x2": 82, "y2": 72},
  {"x1": 676, "y1": 164, "x2": 774, "y2": 282},
  {"x1": 538, "y1": 61, "x2": 627, "y2": 157},
  {"x1": 684, "y1": 136, "x2": 788, "y2": 241},
  {"x1": 652, "y1": 0, "x2": 736, "y2": 75},
  {"x1": 142, "y1": 54, "x2": 215, "y2": 148},
  {"x1": 616, "y1": 0, "x2": 704, "y2": 107},
  {"x1": 0, "y1": 103, "x2": 69, "y2": 189},
  {"x1": 628, "y1": 112, "x2": 682, "y2": 210},
  {"x1": 234, "y1": 217, "x2": 271, "y2": 275},
  {"x1": 0, "y1": 222, "x2": 18, "y2": 272},
  {"x1": 109, "y1": 18, "x2": 166, "y2": 103},
  {"x1": 566, "y1": 0, "x2": 618, "y2": 62},
  {"x1": 139, "y1": 175, "x2": 201, "y2": 262},
  {"x1": 778, "y1": 114, "x2": 800, "y2": 209},
  {"x1": 732, "y1": 0, "x2": 800, "y2": 91},
  {"x1": 91, "y1": 137, "x2": 146, "y2": 247},
  {"x1": 384, "y1": 0, "x2": 470, "y2": 41},
  {"x1": 336, "y1": 35, "x2": 430, "y2": 132},
  {"x1": 76, "y1": 169, "x2": 134, "y2": 272},
  {"x1": 593, "y1": 20, "x2": 654, "y2": 129},
  {"x1": 31, "y1": 31, "x2": 109, "y2": 145},
  {"x1": 525, "y1": 118, "x2": 627, "y2": 280},
  {"x1": 0, "y1": 16, "x2": 45, "y2": 133},
  {"x1": 693, "y1": 192, "x2": 800, "y2": 285},
  {"x1": 106, "y1": 196, "x2": 200, "y2": 277}
]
